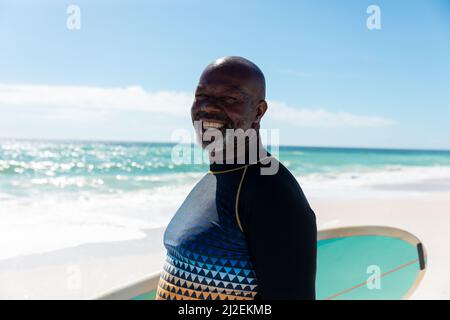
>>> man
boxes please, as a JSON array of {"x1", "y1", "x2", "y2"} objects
[{"x1": 156, "y1": 56, "x2": 317, "y2": 300}]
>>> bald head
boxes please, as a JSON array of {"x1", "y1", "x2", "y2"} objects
[{"x1": 200, "y1": 56, "x2": 266, "y2": 101}]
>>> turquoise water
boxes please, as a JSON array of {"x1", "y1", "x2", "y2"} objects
[
  {"x1": 1, "y1": 139, "x2": 450, "y2": 260},
  {"x1": 2, "y1": 140, "x2": 450, "y2": 196}
]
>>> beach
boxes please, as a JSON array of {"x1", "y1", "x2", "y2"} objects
[
  {"x1": 1, "y1": 140, "x2": 450, "y2": 299},
  {"x1": 1, "y1": 189, "x2": 449, "y2": 299}
]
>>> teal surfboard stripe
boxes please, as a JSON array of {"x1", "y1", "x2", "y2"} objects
[{"x1": 132, "y1": 291, "x2": 157, "y2": 301}]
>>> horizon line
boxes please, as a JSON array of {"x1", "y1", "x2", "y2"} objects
[{"x1": 1, "y1": 136, "x2": 450, "y2": 153}]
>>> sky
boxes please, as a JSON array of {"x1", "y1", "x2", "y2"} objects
[{"x1": 0, "y1": 0, "x2": 449, "y2": 150}]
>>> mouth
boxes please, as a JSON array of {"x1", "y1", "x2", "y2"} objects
[
  {"x1": 201, "y1": 120, "x2": 226, "y2": 130},
  {"x1": 194, "y1": 117, "x2": 233, "y2": 148},
  {"x1": 194, "y1": 111, "x2": 231, "y2": 131}
]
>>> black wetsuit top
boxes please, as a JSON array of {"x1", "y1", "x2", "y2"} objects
[{"x1": 156, "y1": 156, "x2": 317, "y2": 300}]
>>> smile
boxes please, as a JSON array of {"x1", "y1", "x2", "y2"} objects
[{"x1": 202, "y1": 121, "x2": 225, "y2": 129}]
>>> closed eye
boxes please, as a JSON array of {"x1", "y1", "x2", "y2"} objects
[
  {"x1": 222, "y1": 96, "x2": 238, "y2": 104},
  {"x1": 195, "y1": 94, "x2": 208, "y2": 99}
]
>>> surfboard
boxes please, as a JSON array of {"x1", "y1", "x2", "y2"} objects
[{"x1": 97, "y1": 226, "x2": 427, "y2": 300}]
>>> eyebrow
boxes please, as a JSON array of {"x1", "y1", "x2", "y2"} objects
[{"x1": 196, "y1": 83, "x2": 248, "y2": 97}]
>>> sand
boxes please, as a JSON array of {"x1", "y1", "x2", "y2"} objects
[
  {"x1": 0, "y1": 228, "x2": 166, "y2": 299},
  {"x1": 1, "y1": 190, "x2": 449, "y2": 299}
]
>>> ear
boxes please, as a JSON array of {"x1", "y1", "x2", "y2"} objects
[{"x1": 252, "y1": 100, "x2": 268, "y2": 129}]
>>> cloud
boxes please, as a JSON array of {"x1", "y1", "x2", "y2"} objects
[
  {"x1": 0, "y1": 83, "x2": 395, "y2": 128},
  {"x1": 269, "y1": 101, "x2": 396, "y2": 127},
  {"x1": 0, "y1": 84, "x2": 193, "y2": 116}
]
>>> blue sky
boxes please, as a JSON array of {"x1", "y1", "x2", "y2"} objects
[{"x1": 0, "y1": 0, "x2": 449, "y2": 149}]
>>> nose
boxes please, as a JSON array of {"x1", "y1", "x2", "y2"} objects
[{"x1": 199, "y1": 99, "x2": 223, "y2": 113}]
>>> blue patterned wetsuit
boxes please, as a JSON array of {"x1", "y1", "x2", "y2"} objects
[{"x1": 156, "y1": 157, "x2": 317, "y2": 300}]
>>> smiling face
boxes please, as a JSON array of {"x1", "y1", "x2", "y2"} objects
[{"x1": 191, "y1": 57, "x2": 267, "y2": 149}]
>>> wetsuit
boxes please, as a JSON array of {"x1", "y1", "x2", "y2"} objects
[{"x1": 156, "y1": 156, "x2": 317, "y2": 300}]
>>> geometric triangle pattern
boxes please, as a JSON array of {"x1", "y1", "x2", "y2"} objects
[
  {"x1": 156, "y1": 172, "x2": 260, "y2": 300},
  {"x1": 156, "y1": 251, "x2": 258, "y2": 300},
  {"x1": 157, "y1": 250, "x2": 258, "y2": 300}
]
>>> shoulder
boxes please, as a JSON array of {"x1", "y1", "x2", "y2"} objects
[
  {"x1": 238, "y1": 158, "x2": 316, "y2": 235},
  {"x1": 239, "y1": 158, "x2": 315, "y2": 220},
  {"x1": 244, "y1": 158, "x2": 308, "y2": 204}
]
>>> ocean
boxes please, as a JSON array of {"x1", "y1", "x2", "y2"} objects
[{"x1": 1, "y1": 139, "x2": 450, "y2": 260}]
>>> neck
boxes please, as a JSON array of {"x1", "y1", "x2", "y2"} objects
[{"x1": 208, "y1": 134, "x2": 270, "y2": 172}]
